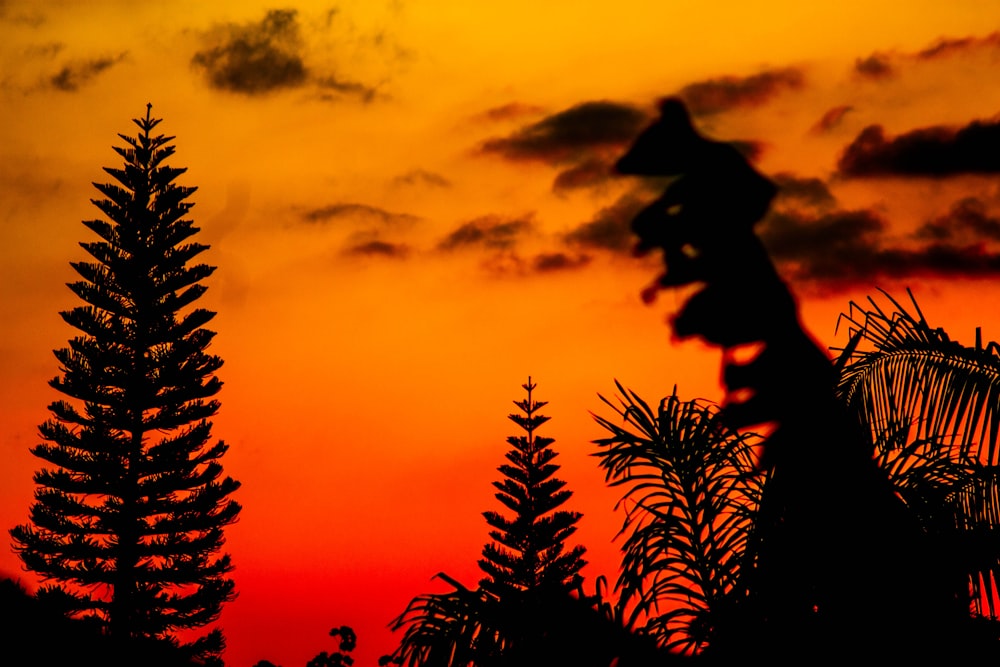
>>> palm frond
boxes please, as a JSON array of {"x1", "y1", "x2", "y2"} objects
[
  {"x1": 836, "y1": 288, "x2": 1000, "y2": 466},
  {"x1": 836, "y1": 289, "x2": 1000, "y2": 621},
  {"x1": 591, "y1": 381, "x2": 765, "y2": 653},
  {"x1": 388, "y1": 573, "x2": 502, "y2": 667}
]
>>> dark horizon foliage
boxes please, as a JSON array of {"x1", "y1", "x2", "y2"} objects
[
  {"x1": 9, "y1": 105, "x2": 240, "y2": 665},
  {"x1": 385, "y1": 378, "x2": 595, "y2": 667},
  {"x1": 591, "y1": 291, "x2": 1000, "y2": 659}
]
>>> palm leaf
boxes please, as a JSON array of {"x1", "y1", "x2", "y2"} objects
[
  {"x1": 835, "y1": 289, "x2": 1000, "y2": 620},
  {"x1": 591, "y1": 381, "x2": 764, "y2": 653}
]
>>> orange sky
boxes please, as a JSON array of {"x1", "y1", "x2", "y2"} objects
[{"x1": 5, "y1": 1, "x2": 1000, "y2": 665}]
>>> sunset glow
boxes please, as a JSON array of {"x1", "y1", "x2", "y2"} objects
[{"x1": 5, "y1": 1, "x2": 1000, "y2": 664}]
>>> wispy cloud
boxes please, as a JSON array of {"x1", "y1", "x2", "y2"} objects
[
  {"x1": 48, "y1": 52, "x2": 127, "y2": 91},
  {"x1": 391, "y1": 169, "x2": 451, "y2": 189},
  {"x1": 302, "y1": 202, "x2": 421, "y2": 226},
  {"x1": 479, "y1": 101, "x2": 648, "y2": 164},
  {"x1": 564, "y1": 193, "x2": 647, "y2": 253},
  {"x1": 437, "y1": 214, "x2": 534, "y2": 251},
  {"x1": 677, "y1": 67, "x2": 805, "y2": 116},
  {"x1": 342, "y1": 239, "x2": 410, "y2": 258},
  {"x1": 531, "y1": 252, "x2": 592, "y2": 273}
]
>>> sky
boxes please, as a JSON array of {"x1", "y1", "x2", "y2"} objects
[{"x1": 4, "y1": 1, "x2": 1000, "y2": 664}]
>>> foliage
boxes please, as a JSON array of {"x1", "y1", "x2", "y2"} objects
[
  {"x1": 387, "y1": 378, "x2": 590, "y2": 666},
  {"x1": 592, "y1": 383, "x2": 764, "y2": 654},
  {"x1": 835, "y1": 288, "x2": 1000, "y2": 620},
  {"x1": 479, "y1": 377, "x2": 587, "y2": 598},
  {"x1": 9, "y1": 105, "x2": 240, "y2": 664},
  {"x1": 593, "y1": 291, "x2": 1000, "y2": 653}
]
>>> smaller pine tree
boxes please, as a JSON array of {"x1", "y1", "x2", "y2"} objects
[{"x1": 478, "y1": 377, "x2": 586, "y2": 599}]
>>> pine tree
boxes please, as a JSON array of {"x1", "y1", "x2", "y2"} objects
[
  {"x1": 479, "y1": 377, "x2": 586, "y2": 598},
  {"x1": 10, "y1": 104, "x2": 241, "y2": 665}
]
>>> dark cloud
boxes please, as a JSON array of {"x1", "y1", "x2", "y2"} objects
[
  {"x1": 302, "y1": 203, "x2": 420, "y2": 225},
  {"x1": 564, "y1": 193, "x2": 646, "y2": 253},
  {"x1": 391, "y1": 169, "x2": 452, "y2": 189},
  {"x1": 854, "y1": 54, "x2": 894, "y2": 79},
  {"x1": 191, "y1": 9, "x2": 307, "y2": 95},
  {"x1": 916, "y1": 32, "x2": 1000, "y2": 60},
  {"x1": 851, "y1": 32, "x2": 1000, "y2": 82},
  {"x1": 49, "y1": 52, "x2": 127, "y2": 91},
  {"x1": 838, "y1": 118, "x2": 1000, "y2": 177},
  {"x1": 474, "y1": 102, "x2": 546, "y2": 123},
  {"x1": 771, "y1": 173, "x2": 837, "y2": 210},
  {"x1": 532, "y1": 252, "x2": 592, "y2": 273},
  {"x1": 916, "y1": 197, "x2": 1000, "y2": 242},
  {"x1": 437, "y1": 215, "x2": 534, "y2": 251},
  {"x1": 343, "y1": 240, "x2": 409, "y2": 258},
  {"x1": 315, "y1": 74, "x2": 378, "y2": 103},
  {"x1": 677, "y1": 67, "x2": 804, "y2": 116},
  {"x1": 552, "y1": 157, "x2": 615, "y2": 193},
  {"x1": 811, "y1": 105, "x2": 853, "y2": 134},
  {"x1": 760, "y1": 205, "x2": 1000, "y2": 288},
  {"x1": 479, "y1": 101, "x2": 648, "y2": 164}
]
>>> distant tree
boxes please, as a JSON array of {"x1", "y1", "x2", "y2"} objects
[
  {"x1": 479, "y1": 376, "x2": 587, "y2": 599},
  {"x1": 387, "y1": 378, "x2": 593, "y2": 666},
  {"x1": 9, "y1": 104, "x2": 241, "y2": 665},
  {"x1": 254, "y1": 625, "x2": 359, "y2": 667}
]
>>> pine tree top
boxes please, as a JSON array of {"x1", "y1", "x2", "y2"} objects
[{"x1": 479, "y1": 377, "x2": 586, "y2": 598}]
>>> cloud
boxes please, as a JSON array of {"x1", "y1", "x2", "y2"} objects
[
  {"x1": 916, "y1": 32, "x2": 1000, "y2": 60},
  {"x1": 391, "y1": 169, "x2": 452, "y2": 189},
  {"x1": 531, "y1": 252, "x2": 592, "y2": 273},
  {"x1": 811, "y1": 105, "x2": 853, "y2": 134},
  {"x1": 474, "y1": 102, "x2": 546, "y2": 123},
  {"x1": 49, "y1": 52, "x2": 127, "y2": 91},
  {"x1": 916, "y1": 197, "x2": 1000, "y2": 242},
  {"x1": 838, "y1": 117, "x2": 1000, "y2": 176},
  {"x1": 437, "y1": 215, "x2": 534, "y2": 251},
  {"x1": 677, "y1": 67, "x2": 804, "y2": 116},
  {"x1": 771, "y1": 173, "x2": 837, "y2": 210},
  {"x1": 302, "y1": 203, "x2": 420, "y2": 225},
  {"x1": 479, "y1": 101, "x2": 648, "y2": 163},
  {"x1": 552, "y1": 157, "x2": 615, "y2": 193},
  {"x1": 342, "y1": 240, "x2": 409, "y2": 258},
  {"x1": 315, "y1": 74, "x2": 379, "y2": 103},
  {"x1": 760, "y1": 204, "x2": 1000, "y2": 287},
  {"x1": 564, "y1": 193, "x2": 647, "y2": 253},
  {"x1": 852, "y1": 31, "x2": 1000, "y2": 82},
  {"x1": 192, "y1": 9, "x2": 307, "y2": 95},
  {"x1": 853, "y1": 54, "x2": 894, "y2": 79}
]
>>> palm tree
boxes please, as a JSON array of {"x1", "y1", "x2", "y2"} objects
[
  {"x1": 591, "y1": 384, "x2": 763, "y2": 655},
  {"x1": 594, "y1": 290, "x2": 1000, "y2": 657}
]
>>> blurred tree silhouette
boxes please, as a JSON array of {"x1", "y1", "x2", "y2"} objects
[
  {"x1": 387, "y1": 378, "x2": 602, "y2": 667},
  {"x1": 593, "y1": 291, "x2": 1000, "y2": 659},
  {"x1": 9, "y1": 104, "x2": 241, "y2": 665}
]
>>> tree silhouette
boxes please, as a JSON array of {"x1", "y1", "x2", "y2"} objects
[
  {"x1": 610, "y1": 97, "x2": 1000, "y2": 662},
  {"x1": 592, "y1": 384, "x2": 764, "y2": 655},
  {"x1": 479, "y1": 377, "x2": 586, "y2": 599},
  {"x1": 594, "y1": 294, "x2": 1000, "y2": 659},
  {"x1": 388, "y1": 378, "x2": 603, "y2": 667},
  {"x1": 9, "y1": 104, "x2": 241, "y2": 665}
]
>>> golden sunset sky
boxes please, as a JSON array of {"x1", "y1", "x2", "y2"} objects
[{"x1": 5, "y1": 1, "x2": 1000, "y2": 664}]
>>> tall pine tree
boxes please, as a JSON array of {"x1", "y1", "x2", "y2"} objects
[
  {"x1": 479, "y1": 377, "x2": 586, "y2": 598},
  {"x1": 10, "y1": 104, "x2": 241, "y2": 665}
]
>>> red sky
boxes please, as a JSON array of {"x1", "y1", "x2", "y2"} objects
[{"x1": 4, "y1": 1, "x2": 1000, "y2": 665}]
